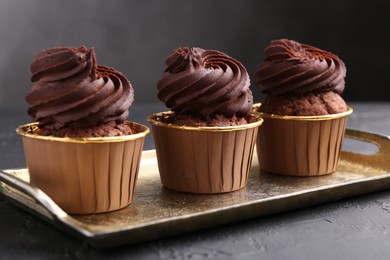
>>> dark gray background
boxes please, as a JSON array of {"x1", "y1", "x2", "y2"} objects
[{"x1": 0, "y1": 0, "x2": 389, "y2": 110}]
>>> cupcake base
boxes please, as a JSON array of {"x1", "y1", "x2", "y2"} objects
[
  {"x1": 16, "y1": 121, "x2": 149, "y2": 214},
  {"x1": 147, "y1": 112, "x2": 263, "y2": 194},
  {"x1": 254, "y1": 104, "x2": 353, "y2": 176}
]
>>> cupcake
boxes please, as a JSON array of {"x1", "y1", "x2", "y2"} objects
[
  {"x1": 254, "y1": 39, "x2": 352, "y2": 176},
  {"x1": 17, "y1": 46, "x2": 149, "y2": 214},
  {"x1": 147, "y1": 47, "x2": 263, "y2": 193}
]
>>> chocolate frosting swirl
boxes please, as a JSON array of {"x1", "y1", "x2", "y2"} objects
[
  {"x1": 157, "y1": 47, "x2": 253, "y2": 119},
  {"x1": 26, "y1": 46, "x2": 134, "y2": 129},
  {"x1": 255, "y1": 39, "x2": 346, "y2": 95}
]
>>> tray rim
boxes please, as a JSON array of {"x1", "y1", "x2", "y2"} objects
[{"x1": 1, "y1": 128, "x2": 390, "y2": 248}]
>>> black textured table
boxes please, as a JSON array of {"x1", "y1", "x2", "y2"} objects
[{"x1": 1, "y1": 102, "x2": 390, "y2": 259}]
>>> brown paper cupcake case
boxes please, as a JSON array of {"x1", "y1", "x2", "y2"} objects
[
  {"x1": 253, "y1": 103, "x2": 353, "y2": 176},
  {"x1": 147, "y1": 112, "x2": 263, "y2": 194},
  {"x1": 16, "y1": 122, "x2": 149, "y2": 214}
]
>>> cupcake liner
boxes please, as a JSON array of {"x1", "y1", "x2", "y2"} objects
[
  {"x1": 254, "y1": 104, "x2": 353, "y2": 176},
  {"x1": 147, "y1": 112, "x2": 263, "y2": 194},
  {"x1": 16, "y1": 122, "x2": 149, "y2": 214}
]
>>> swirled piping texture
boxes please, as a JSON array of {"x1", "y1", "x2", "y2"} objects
[
  {"x1": 157, "y1": 47, "x2": 253, "y2": 119},
  {"x1": 255, "y1": 39, "x2": 346, "y2": 95},
  {"x1": 26, "y1": 46, "x2": 134, "y2": 129}
]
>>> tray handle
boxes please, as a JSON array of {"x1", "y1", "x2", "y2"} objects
[
  {"x1": 343, "y1": 128, "x2": 390, "y2": 170},
  {"x1": 0, "y1": 169, "x2": 68, "y2": 220},
  {"x1": 0, "y1": 170, "x2": 94, "y2": 237}
]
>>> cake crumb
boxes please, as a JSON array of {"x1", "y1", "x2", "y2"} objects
[{"x1": 38, "y1": 121, "x2": 133, "y2": 138}]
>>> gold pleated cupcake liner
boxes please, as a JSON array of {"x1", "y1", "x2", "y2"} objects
[
  {"x1": 147, "y1": 112, "x2": 263, "y2": 194},
  {"x1": 16, "y1": 121, "x2": 149, "y2": 214},
  {"x1": 253, "y1": 103, "x2": 353, "y2": 176}
]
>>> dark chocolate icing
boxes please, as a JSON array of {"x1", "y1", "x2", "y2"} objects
[
  {"x1": 157, "y1": 47, "x2": 253, "y2": 119},
  {"x1": 255, "y1": 39, "x2": 346, "y2": 95},
  {"x1": 26, "y1": 46, "x2": 134, "y2": 129}
]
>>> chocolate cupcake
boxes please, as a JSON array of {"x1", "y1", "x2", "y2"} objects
[
  {"x1": 148, "y1": 47, "x2": 263, "y2": 193},
  {"x1": 17, "y1": 46, "x2": 149, "y2": 213},
  {"x1": 254, "y1": 39, "x2": 352, "y2": 176}
]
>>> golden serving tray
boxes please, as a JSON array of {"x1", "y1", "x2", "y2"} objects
[{"x1": 1, "y1": 129, "x2": 389, "y2": 248}]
